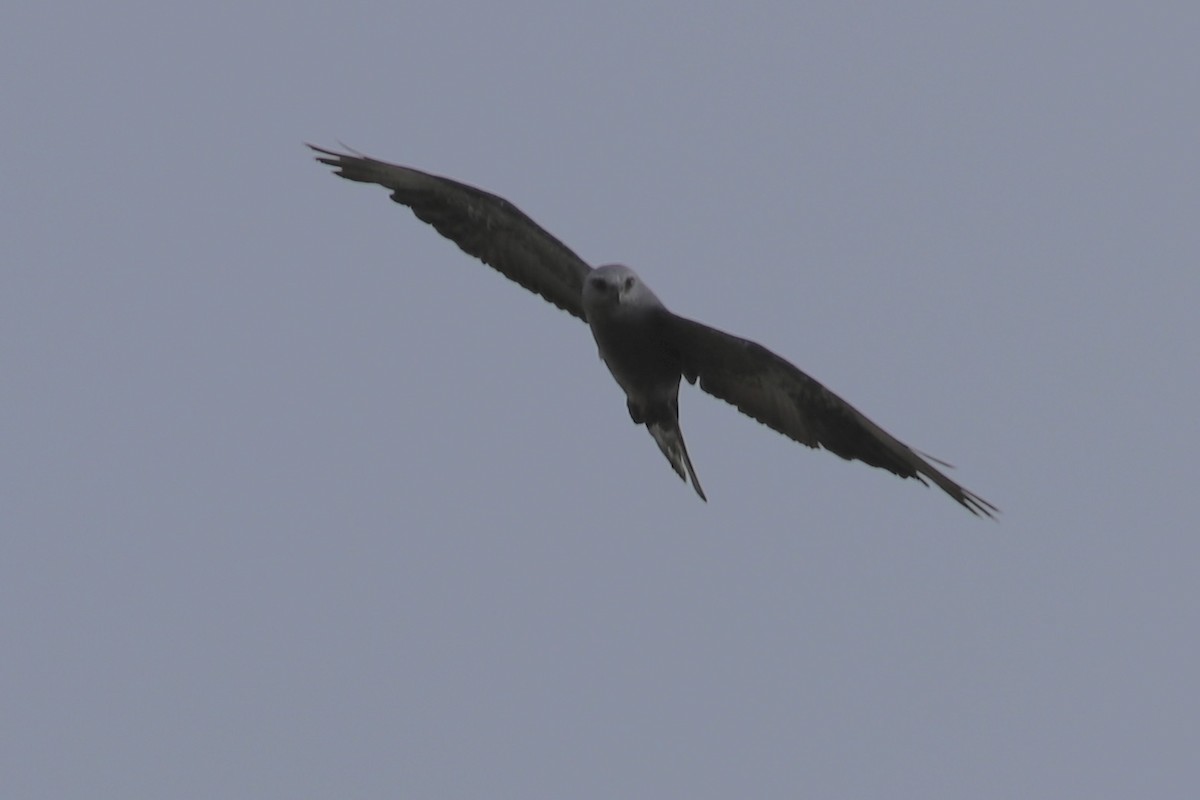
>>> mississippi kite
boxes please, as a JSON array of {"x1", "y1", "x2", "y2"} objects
[{"x1": 310, "y1": 145, "x2": 997, "y2": 517}]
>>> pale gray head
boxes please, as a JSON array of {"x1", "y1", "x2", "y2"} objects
[{"x1": 581, "y1": 264, "x2": 664, "y2": 320}]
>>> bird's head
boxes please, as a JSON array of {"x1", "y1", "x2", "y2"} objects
[{"x1": 582, "y1": 264, "x2": 662, "y2": 319}]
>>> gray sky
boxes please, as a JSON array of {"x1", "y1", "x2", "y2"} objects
[{"x1": 5, "y1": 2, "x2": 1198, "y2": 797}]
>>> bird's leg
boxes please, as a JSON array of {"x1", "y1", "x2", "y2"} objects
[{"x1": 626, "y1": 399, "x2": 645, "y2": 425}]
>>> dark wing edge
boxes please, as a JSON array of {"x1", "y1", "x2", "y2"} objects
[
  {"x1": 308, "y1": 144, "x2": 593, "y2": 320},
  {"x1": 658, "y1": 313, "x2": 998, "y2": 518}
]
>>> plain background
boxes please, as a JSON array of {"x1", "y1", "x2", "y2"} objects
[{"x1": 4, "y1": 2, "x2": 1197, "y2": 797}]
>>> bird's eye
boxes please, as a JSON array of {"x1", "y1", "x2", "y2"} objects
[{"x1": 623, "y1": 276, "x2": 635, "y2": 291}]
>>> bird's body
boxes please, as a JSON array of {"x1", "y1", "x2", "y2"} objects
[
  {"x1": 583, "y1": 265, "x2": 705, "y2": 500},
  {"x1": 583, "y1": 267, "x2": 672, "y2": 399},
  {"x1": 310, "y1": 144, "x2": 997, "y2": 517}
]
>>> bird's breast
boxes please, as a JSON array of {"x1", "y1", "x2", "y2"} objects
[{"x1": 588, "y1": 311, "x2": 681, "y2": 400}]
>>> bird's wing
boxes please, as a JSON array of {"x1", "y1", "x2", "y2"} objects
[
  {"x1": 657, "y1": 313, "x2": 997, "y2": 517},
  {"x1": 309, "y1": 145, "x2": 593, "y2": 320}
]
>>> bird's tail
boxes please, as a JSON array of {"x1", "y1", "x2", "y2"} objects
[{"x1": 647, "y1": 421, "x2": 707, "y2": 502}]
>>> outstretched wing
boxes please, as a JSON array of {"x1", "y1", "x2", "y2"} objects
[
  {"x1": 658, "y1": 313, "x2": 997, "y2": 517},
  {"x1": 309, "y1": 145, "x2": 593, "y2": 320}
]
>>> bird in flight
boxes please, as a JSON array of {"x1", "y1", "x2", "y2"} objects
[{"x1": 309, "y1": 144, "x2": 997, "y2": 517}]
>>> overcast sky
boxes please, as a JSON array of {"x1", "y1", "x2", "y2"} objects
[{"x1": 4, "y1": 2, "x2": 1198, "y2": 797}]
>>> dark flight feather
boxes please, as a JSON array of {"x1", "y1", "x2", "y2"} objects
[
  {"x1": 657, "y1": 314, "x2": 998, "y2": 517},
  {"x1": 309, "y1": 145, "x2": 592, "y2": 319}
]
